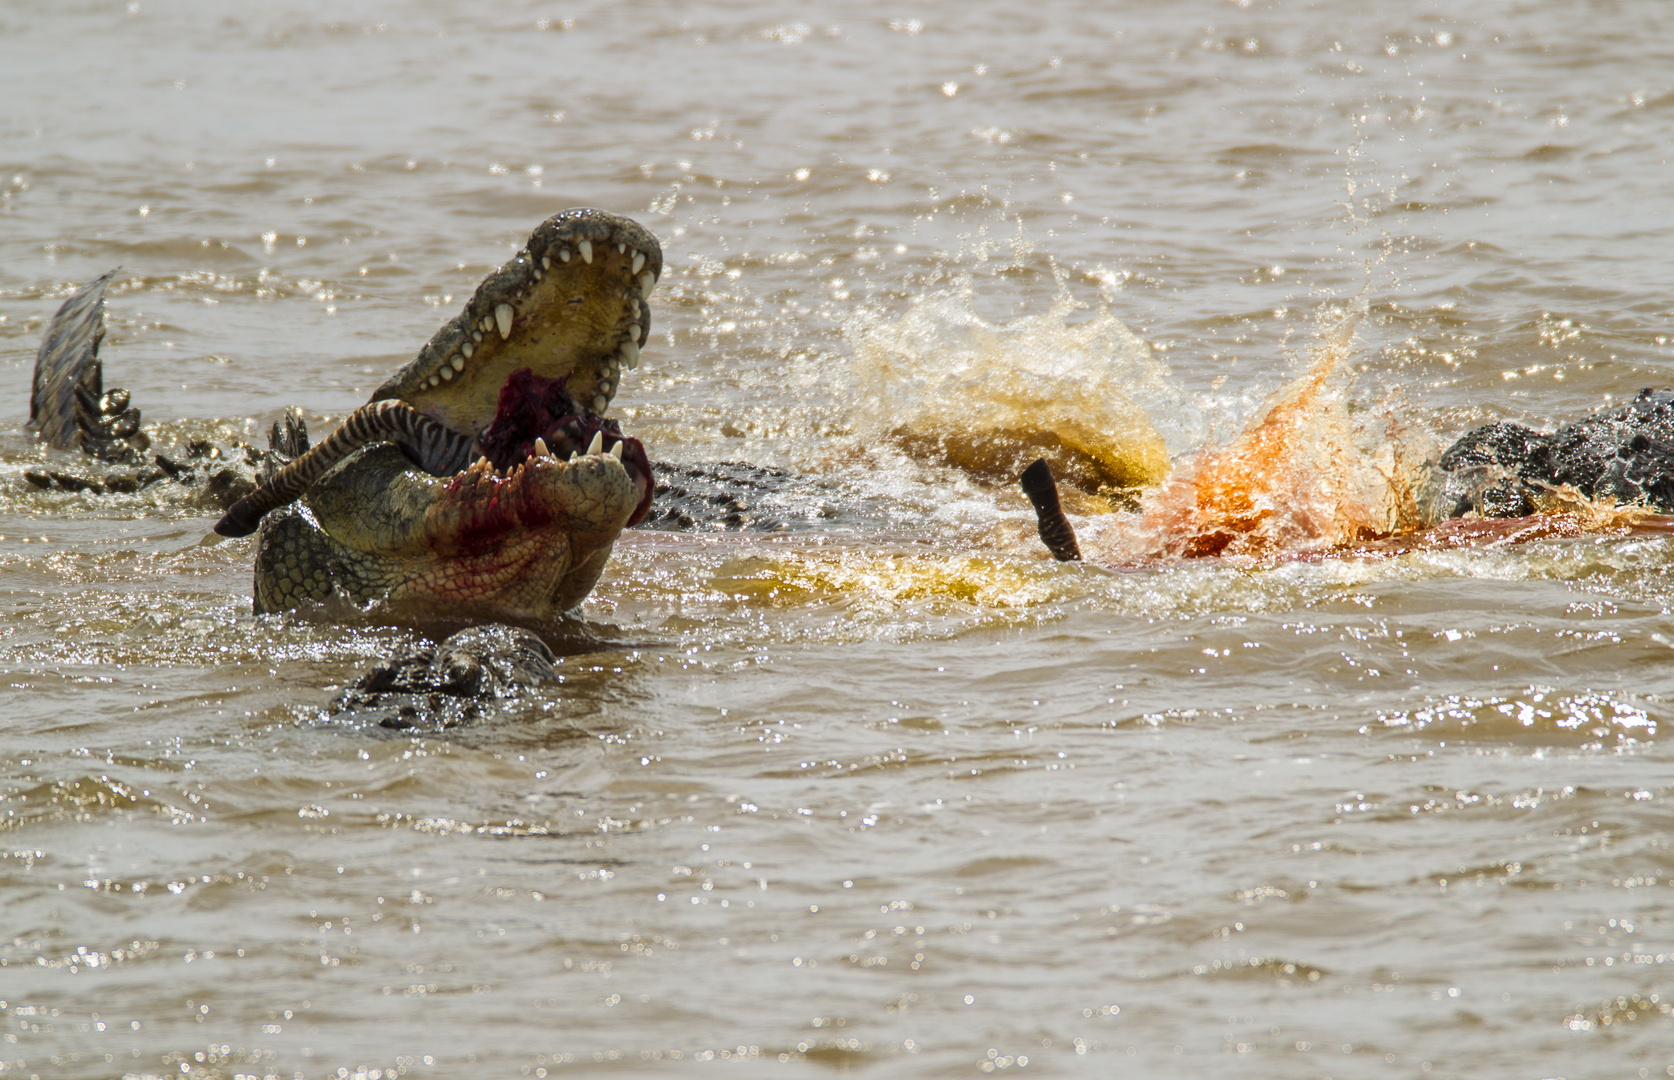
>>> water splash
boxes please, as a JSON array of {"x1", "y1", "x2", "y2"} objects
[
  {"x1": 844, "y1": 278, "x2": 1173, "y2": 503},
  {"x1": 1073, "y1": 308, "x2": 1446, "y2": 562}
]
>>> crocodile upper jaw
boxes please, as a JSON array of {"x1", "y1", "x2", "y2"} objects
[{"x1": 372, "y1": 208, "x2": 662, "y2": 443}]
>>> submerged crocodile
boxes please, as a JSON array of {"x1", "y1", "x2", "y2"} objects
[
  {"x1": 329, "y1": 623, "x2": 562, "y2": 731},
  {"x1": 1420, "y1": 389, "x2": 1674, "y2": 521}
]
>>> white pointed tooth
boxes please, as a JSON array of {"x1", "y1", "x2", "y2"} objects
[
  {"x1": 541, "y1": 256, "x2": 551, "y2": 270},
  {"x1": 569, "y1": 451, "x2": 579, "y2": 463},
  {"x1": 608, "y1": 441, "x2": 624, "y2": 460},
  {"x1": 476, "y1": 455, "x2": 491, "y2": 471},
  {"x1": 450, "y1": 354, "x2": 465, "y2": 372},
  {"x1": 558, "y1": 247, "x2": 571, "y2": 263},
  {"x1": 621, "y1": 341, "x2": 640, "y2": 370},
  {"x1": 471, "y1": 330, "x2": 482, "y2": 343},
  {"x1": 532, "y1": 268, "x2": 542, "y2": 281},
  {"x1": 534, "y1": 436, "x2": 550, "y2": 458},
  {"x1": 427, "y1": 374, "x2": 439, "y2": 387},
  {"x1": 462, "y1": 341, "x2": 474, "y2": 358},
  {"x1": 495, "y1": 302, "x2": 513, "y2": 339},
  {"x1": 631, "y1": 251, "x2": 645, "y2": 275},
  {"x1": 640, "y1": 271, "x2": 655, "y2": 299},
  {"x1": 586, "y1": 431, "x2": 604, "y2": 456},
  {"x1": 592, "y1": 394, "x2": 609, "y2": 413},
  {"x1": 617, "y1": 242, "x2": 626, "y2": 255},
  {"x1": 480, "y1": 316, "x2": 493, "y2": 332},
  {"x1": 578, "y1": 239, "x2": 593, "y2": 264},
  {"x1": 441, "y1": 366, "x2": 454, "y2": 380}
]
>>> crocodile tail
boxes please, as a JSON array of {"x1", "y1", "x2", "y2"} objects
[
  {"x1": 1020, "y1": 458, "x2": 1082, "y2": 562},
  {"x1": 214, "y1": 401, "x2": 473, "y2": 537},
  {"x1": 31, "y1": 271, "x2": 116, "y2": 449}
]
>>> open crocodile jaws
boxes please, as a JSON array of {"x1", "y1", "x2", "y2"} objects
[{"x1": 251, "y1": 208, "x2": 661, "y2": 619}]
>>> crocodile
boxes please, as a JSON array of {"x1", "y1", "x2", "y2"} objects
[
  {"x1": 328, "y1": 622, "x2": 562, "y2": 730},
  {"x1": 28, "y1": 208, "x2": 662, "y2": 620},
  {"x1": 1420, "y1": 389, "x2": 1674, "y2": 520},
  {"x1": 26, "y1": 268, "x2": 273, "y2": 506}
]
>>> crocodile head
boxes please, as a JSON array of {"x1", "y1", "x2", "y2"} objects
[
  {"x1": 373, "y1": 208, "x2": 659, "y2": 433},
  {"x1": 249, "y1": 209, "x2": 663, "y2": 619}
]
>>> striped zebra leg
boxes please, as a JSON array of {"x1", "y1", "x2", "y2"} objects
[{"x1": 214, "y1": 400, "x2": 473, "y2": 537}]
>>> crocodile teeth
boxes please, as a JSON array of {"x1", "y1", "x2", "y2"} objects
[
  {"x1": 558, "y1": 248, "x2": 571, "y2": 263},
  {"x1": 608, "y1": 441, "x2": 624, "y2": 460},
  {"x1": 495, "y1": 303, "x2": 513, "y2": 339},
  {"x1": 534, "y1": 436, "x2": 550, "y2": 458},
  {"x1": 462, "y1": 342, "x2": 474, "y2": 358},
  {"x1": 621, "y1": 341, "x2": 640, "y2": 370},
  {"x1": 541, "y1": 256, "x2": 551, "y2": 270},
  {"x1": 592, "y1": 394, "x2": 608, "y2": 413},
  {"x1": 631, "y1": 251, "x2": 645, "y2": 275},
  {"x1": 472, "y1": 330, "x2": 482, "y2": 343},
  {"x1": 586, "y1": 431, "x2": 604, "y2": 456},
  {"x1": 569, "y1": 451, "x2": 580, "y2": 463},
  {"x1": 618, "y1": 243, "x2": 627, "y2": 255},
  {"x1": 577, "y1": 239, "x2": 593, "y2": 264},
  {"x1": 450, "y1": 355, "x2": 465, "y2": 372},
  {"x1": 427, "y1": 375, "x2": 440, "y2": 387},
  {"x1": 441, "y1": 366, "x2": 454, "y2": 380},
  {"x1": 640, "y1": 271, "x2": 655, "y2": 299},
  {"x1": 626, "y1": 322, "x2": 641, "y2": 344}
]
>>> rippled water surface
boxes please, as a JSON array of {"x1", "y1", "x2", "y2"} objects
[{"x1": 5, "y1": 1, "x2": 1674, "y2": 1076}]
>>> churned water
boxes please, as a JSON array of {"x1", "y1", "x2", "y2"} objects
[{"x1": 4, "y1": 1, "x2": 1674, "y2": 1077}]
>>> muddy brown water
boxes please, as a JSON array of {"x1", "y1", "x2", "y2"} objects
[{"x1": 4, "y1": 2, "x2": 1674, "y2": 1077}]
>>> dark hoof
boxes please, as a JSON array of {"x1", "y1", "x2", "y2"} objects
[{"x1": 1021, "y1": 458, "x2": 1082, "y2": 562}]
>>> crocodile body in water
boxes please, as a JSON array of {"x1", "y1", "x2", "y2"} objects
[
  {"x1": 23, "y1": 208, "x2": 851, "y2": 725},
  {"x1": 25, "y1": 209, "x2": 677, "y2": 723},
  {"x1": 222, "y1": 210, "x2": 662, "y2": 619},
  {"x1": 1420, "y1": 389, "x2": 1674, "y2": 521},
  {"x1": 29, "y1": 209, "x2": 662, "y2": 620},
  {"x1": 26, "y1": 210, "x2": 821, "y2": 573}
]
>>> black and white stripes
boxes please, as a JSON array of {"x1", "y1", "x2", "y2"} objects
[{"x1": 214, "y1": 400, "x2": 473, "y2": 537}]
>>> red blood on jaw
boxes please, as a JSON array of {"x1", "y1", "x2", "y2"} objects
[
  {"x1": 476, "y1": 368, "x2": 579, "y2": 471},
  {"x1": 475, "y1": 367, "x2": 655, "y2": 526}
]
